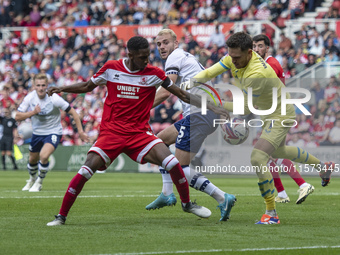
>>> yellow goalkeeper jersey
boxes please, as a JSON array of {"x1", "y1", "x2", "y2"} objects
[{"x1": 194, "y1": 51, "x2": 296, "y2": 120}]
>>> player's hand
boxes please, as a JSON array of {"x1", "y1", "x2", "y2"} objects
[
  {"x1": 180, "y1": 80, "x2": 197, "y2": 90},
  {"x1": 47, "y1": 87, "x2": 62, "y2": 96},
  {"x1": 79, "y1": 131, "x2": 90, "y2": 143},
  {"x1": 34, "y1": 104, "x2": 41, "y2": 115},
  {"x1": 208, "y1": 104, "x2": 230, "y2": 120}
]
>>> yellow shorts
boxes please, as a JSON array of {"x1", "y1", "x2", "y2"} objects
[{"x1": 259, "y1": 118, "x2": 296, "y2": 149}]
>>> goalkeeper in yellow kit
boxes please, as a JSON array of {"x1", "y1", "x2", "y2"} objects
[{"x1": 190, "y1": 32, "x2": 334, "y2": 224}]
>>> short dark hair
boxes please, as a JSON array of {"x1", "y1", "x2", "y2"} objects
[
  {"x1": 253, "y1": 34, "x2": 270, "y2": 47},
  {"x1": 127, "y1": 36, "x2": 149, "y2": 52},
  {"x1": 226, "y1": 32, "x2": 252, "y2": 51}
]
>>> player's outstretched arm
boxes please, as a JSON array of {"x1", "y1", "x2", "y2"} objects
[
  {"x1": 68, "y1": 108, "x2": 89, "y2": 143},
  {"x1": 152, "y1": 73, "x2": 178, "y2": 108},
  {"x1": 47, "y1": 80, "x2": 98, "y2": 96},
  {"x1": 153, "y1": 87, "x2": 171, "y2": 108},
  {"x1": 163, "y1": 77, "x2": 230, "y2": 119}
]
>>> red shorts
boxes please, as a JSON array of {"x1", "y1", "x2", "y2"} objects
[{"x1": 88, "y1": 130, "x2": 162, "y2": 170}]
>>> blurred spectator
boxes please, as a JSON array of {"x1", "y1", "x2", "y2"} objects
[
  {"x1": 308, "y1": 29, "x2": 324, "y2": 49},
  {"x1": 278, "y1": 32, "x2": 293, "y2": 51},
  {"x1": 197, "y1": 2, "x2": 213, "y2": 20},
  {"x1": 326, "y1": 119, "x2": 340, "y2": 145},
  {"x1": 218, "y1": 10, "x2": 229, "y2": 23},
  {"x1": 323, "y1": 6, "x2": 340, "y2": 19},
  {"x1": 288, "y1": 0, "x2": 306, "y2": 19},
  {"x1": 288, "y1": 133, "x2": 305, "y2": 147},
  {"x1": 255, "y1": 3, "x2": 271, "y2": 20},
  {"x1": 305, "y1": 54, "x2": 316, "y2": 68},
  {"x1": 186, "y1": 34, "x2": 199, "y2": 52},
  {"x1": 205, "y1": 26, "x2": 225, "y2": 49},
  {"x1": 325, "y1": 37, "x2": 340, "y2": 56},
  {"x1": 309, "y1": 40, "x2": 323, "y2": 57},
  {"x1": 324, "y1": 76, "x2": 339, "y2": 103},
  {"x1": 311, "y1": 81, "x2": 325, "y2": 105},
  {"x1": 151, "y1": 98, "x2": 182, "y2": 134},
  {"x1": 228, "y1": 0, "x2": 243, "y2": 21}
]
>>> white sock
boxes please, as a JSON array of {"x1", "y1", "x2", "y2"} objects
[
  {"x1": 183, "y1": 166, "x2": 224, "y2": 203},
  {"x1": 36, "y1": 176, "x2": 43, "y2": 184},
  {"x1": 278, "y1": 190, "x2": 288, "y2": 198},
  {"x1": 265, "y1": 209, "x2": 277, "y2": 217},
  {"x1": 211, "y1": 188, "x2": 225, "y2": 204},
  {"x1": 160, "y1": 167, "x2": 173, "y2": 196},
  {"x1": 299, "y1": 182, "x2": 309, "y2": 189}
]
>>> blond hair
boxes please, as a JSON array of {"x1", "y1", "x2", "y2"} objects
[
  {"x1": 157, "y1": 29, "x2": 177, "y2": 41},
  {"x1": 33, "y1": 73, "x2": 48, "y2": 83}
]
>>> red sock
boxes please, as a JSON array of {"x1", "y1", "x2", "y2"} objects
[
  {"x1": 269, "y1": 161, "x2": 284, "y2": 193},
  {"x1": 59, "y1": 173, "x2": 88, "y2": 217},
  {"x1": 279, "y1": 159, "x2": 305, "y2": 187},
  {"x1": 169, "y1": 163, "x2": 190, "y2": 203}
]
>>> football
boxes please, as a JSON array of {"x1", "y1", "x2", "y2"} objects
[
  {"x1": 221, "y1": 118, "x2": 249, "y2": 145},
  {"x1": 17, "y1": 122, "x2": 33, "y2": 140}
]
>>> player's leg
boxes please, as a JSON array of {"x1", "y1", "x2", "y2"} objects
[
  {"x1": 6, "y1": 138, "x2": 18, "y2": 170},
  {"x1": 182, "y1": 112, "x2": 236, "y2": 221},
  {"x1": 22, "y1": 151, "x2": 39, "y2": 190},
  {"x1": 268, "y1": 159, "x2": 290, "y2": 203},
  {"x1": 274, "y1": 158, "x2": 314, "y2": 204},
  {"x1": 175, "y1": 147, "x2": 236, "y2": 221},
  {"x1": 154, "y1": 124, "x2": 178, "y2": 196},
  {"x1": 1, "y1": 140, "x2": 7, "y2": 170},
  {"x1": 22, "y1": 134, "x2": 43, "y2": 190},
  {"x1": 29, "y1": 143, "x2": 55, "y2": 192},
  {"x1": 47, "y1": 131, "x2": 121, "y2": 226},
  {"x1": 252, "y1": 138, "x2": 279, "y2": 224},
  {"x1": 146, "y1": 112, "x2": 236, "y2": 220},
  {"x1": 7, "y1": 150, "x2": 18, "y2": 170},
  {"x1": 143, "y1": 142, "x2": 211, "y2": 218},
  {"x1": 47, "y1": 152, "x2": 106, "y2": 226},
  {"x1": 29, "y1": 134, "x2": 61, "y2": 192},
  {"x1": 272, "y1": 145, "x2": 335, "y2": 187},
  {"x1": 1, "y1": 149, "x2": 5, "y2": 170}
]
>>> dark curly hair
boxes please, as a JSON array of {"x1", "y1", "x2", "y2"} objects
[
  {"x1": 226, "y1": 32, "x2": 253, "y2": 51},
  {"x1": 127, "y1": 36, "x2": 149, "y2": 52},
  {"x1": 252, "y1": 34, "x2": 270, "y2": 47}
]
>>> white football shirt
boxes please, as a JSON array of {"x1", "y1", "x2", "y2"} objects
[
  {"x1": 165, "y1": 48, "x2": 213, "y2": 117},
  {"x1": 17, "y1": 91, "x2": 70, "y2": 135}
]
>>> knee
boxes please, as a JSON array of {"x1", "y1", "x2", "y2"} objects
[
  {"x1": 251, "y1": 149, "x2": 269, "y2": 167},
  {"x1": 39, "y1": 154, "x2": 50, "y2": 164}
]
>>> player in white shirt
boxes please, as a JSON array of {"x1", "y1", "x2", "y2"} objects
[
  {"x1": 15, "y1": 73, "x2": 89, "y2": 192},
  {"x1": 145, "y1": 29, "x2": 236, "y2": 221}
]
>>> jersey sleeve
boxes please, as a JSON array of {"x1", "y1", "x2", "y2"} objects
[
  {"x1": 193, "y1": 55, "x2": 229, "y2": 83},
  {"x1": 91, "y1": 61, "x2": 113, "y2": 86},
  {"x1": 51, "y1": 94, "x2": 71, "y2": 111},
  {"x1": 165, "y1": 51, "x2": 182, "y2": 76},
  {"x1": 17, "y1": 94, "x2": 31, "y2": 112}
]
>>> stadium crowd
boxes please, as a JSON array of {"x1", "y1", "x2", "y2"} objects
[{"x1": 0, "y1": 0, "x2": 340, "y2": 148}]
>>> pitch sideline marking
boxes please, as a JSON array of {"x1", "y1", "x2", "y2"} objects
[
  {"x1": 1, "y1": 192, "x2": 340, "y2": 199},
  {"x1": 94, "y1": 245, "x2": 340, "y2": 255}
]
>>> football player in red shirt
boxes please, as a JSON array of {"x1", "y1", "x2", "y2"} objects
[{"x1": 46, "y1": 36, "x2": 229, "y2": 226}]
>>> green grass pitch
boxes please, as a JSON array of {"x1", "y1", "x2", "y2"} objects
[{"x1": 0, "y1": 171, "x2": 339, "y2": 255}]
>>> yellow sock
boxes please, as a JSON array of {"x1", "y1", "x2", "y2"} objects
[
  {"x1": 258, "y1": 178, "x2": 276, "y2": 211},
  {"x1": 251, "y1": 149, "x2": 276, "y2": 211}
]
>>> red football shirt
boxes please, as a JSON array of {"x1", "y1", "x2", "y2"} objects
[
  {"x1": 91, "y1": 59, "x2": 167, "y2": 134},
  {"x1": 265, "y1": 56, "x2": 285, "y2": 85}
]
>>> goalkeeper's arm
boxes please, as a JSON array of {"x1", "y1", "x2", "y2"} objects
[{"x1": 180, "y1": 62, "x2": 227, "y2": 90}]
